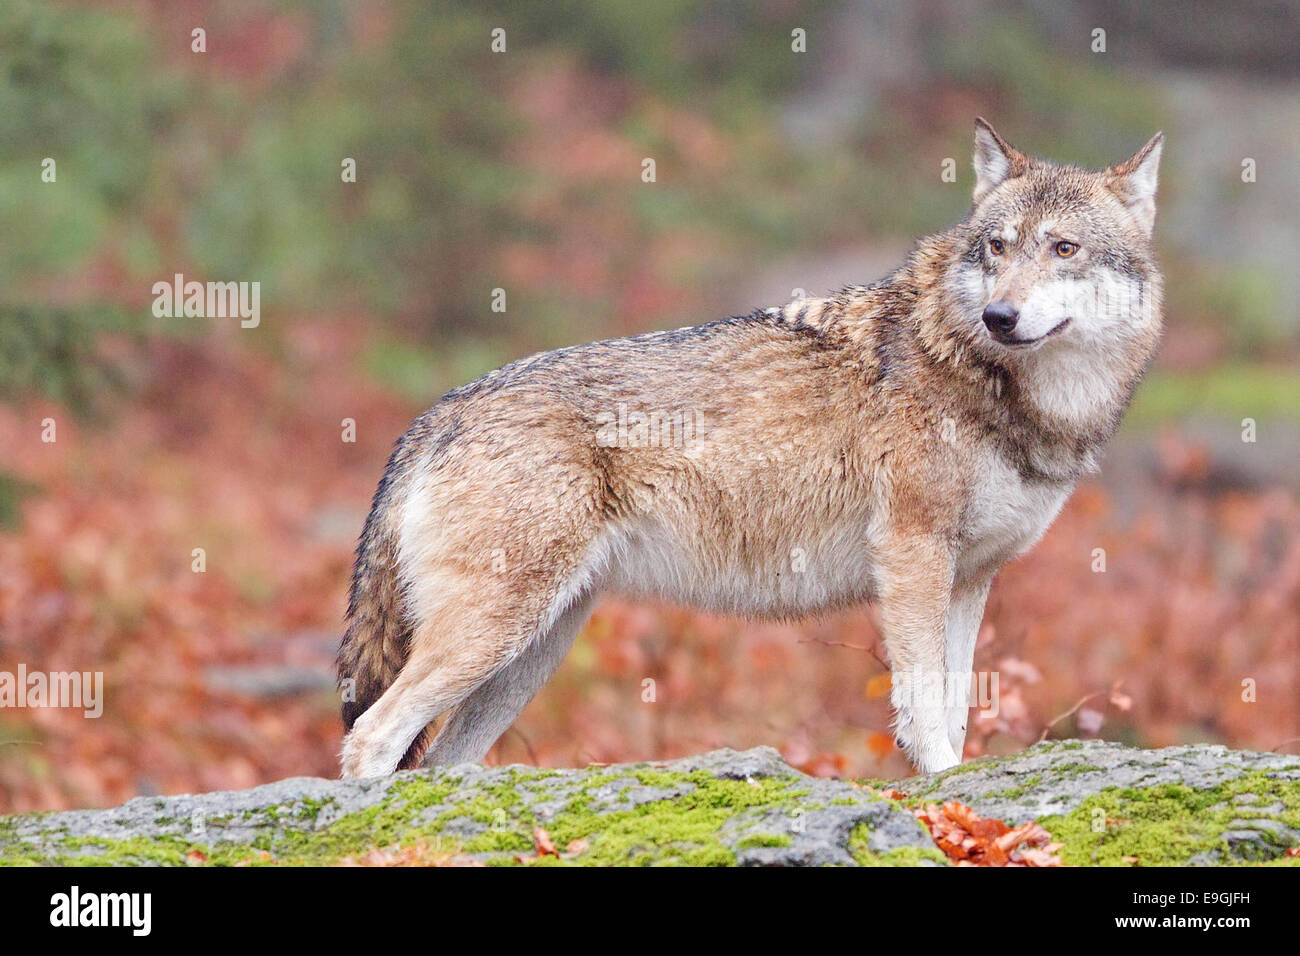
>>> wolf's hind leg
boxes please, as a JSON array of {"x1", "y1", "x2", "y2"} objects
[
  {"x1": 338, "y1": 618, "x2": 499, "y2": 778},
  {"x1": 423, "y1": 591, "x2": 598, "y2": 767}
]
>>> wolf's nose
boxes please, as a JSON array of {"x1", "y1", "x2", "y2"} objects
[{"x1": 982, "y1": 300, "x2": 1019, "y2": 335}]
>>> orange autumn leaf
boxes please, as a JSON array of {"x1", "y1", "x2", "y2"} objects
[
  {"x1": 866, "y1": 732, "x2": 896, "y2": 760},
  {"x1": 864, "y1": 673, "x2": 893, "y2": 699},
  {"x1": 342, "y1": 841, "x2": 481, "y2": 867},
  {"x1": 533, "y1": 827, "x2": 560, "y2": 858},
  {"x1": 914, "y1": 801, "x2": 1062, "y2": 867},
  {"x1": 946, "y1": 800, "x2": 1009, "y2": 840}
]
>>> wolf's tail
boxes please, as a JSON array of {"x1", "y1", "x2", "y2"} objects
[{"x1": 336, "y1": 464, "x2": 430, "y2": 770}]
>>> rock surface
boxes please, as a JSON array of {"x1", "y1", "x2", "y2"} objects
[{"x1": 2, "y1": 740, "x2": 1298, "y2": 866}]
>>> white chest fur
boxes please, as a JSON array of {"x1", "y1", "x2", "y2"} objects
[{"x1": 956, "y1": 455, "x2": 1072, "y2": 581}]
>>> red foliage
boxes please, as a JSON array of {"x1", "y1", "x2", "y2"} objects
[{"x1": 913, "y1": 801, "x2": 1063, "y2": 867}]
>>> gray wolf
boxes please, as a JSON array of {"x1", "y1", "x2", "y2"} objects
[{"x1": 337, "y1": 118, "x2": 1164, "y2": 776}]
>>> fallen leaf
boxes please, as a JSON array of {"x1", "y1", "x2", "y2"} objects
[
  {"x1": 533, "y1": 827, "x2": 559, "y2": 857},
  {"x1": 1015, "y1": 847, "x2": 1063, "y2": 867},
  {"x1": 865, "y1": 673, "x2": 893, "y2": 698},
  {"x1": 342, "y1": 840, "x2": 481, "y2": 867},
  {"x1": 866, "y1": 732, "x2": 896, "y2": 760},
  {"x1": 912, "y1": 801, "x2": 1062, "y2": 867}
]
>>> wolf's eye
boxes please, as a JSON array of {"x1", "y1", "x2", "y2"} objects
[
  {"x1": 989, "y1": 238, "x2": 1005, "y2": 256},
  {"x1": 1054, "y1": 240, "x2": 1078, "y2": 258}
]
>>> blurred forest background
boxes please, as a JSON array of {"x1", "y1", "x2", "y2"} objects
[{"x1": 1, "y1": 0, "x2": 1298, "y2": 812}]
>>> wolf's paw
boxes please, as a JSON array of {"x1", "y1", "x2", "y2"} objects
[
  {"x1": 892, "y1": 708, "x2": 961, "y2": 773},
  {"x1": 338, "y1": 736, "x2": 365, "y2": 779},
  {"x1": 946, "y1": 709, "x2": 969, "y2": 759},
  {"x1": 915, "y1": 743, "x2": 961, "y2": 774},
  {"x1": 339, "y1": 728, "x2": 390, "y2": 779}
]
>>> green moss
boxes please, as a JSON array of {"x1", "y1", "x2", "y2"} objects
[
  {"x1": 848, "y1": 823, "x2": 948, "y2": 867},
  {"x1": 737, "y1": 833, "x2": 792, "y2": 849},
  {"x1": 1040, "y1": 772, "x2": 1300, "y2": 866},
  {"x1": 21, "y1": 752, "x2": 1293, "y2": 868},
  {"x1": 537, "y1": 768, "x2": 808, "y2": 866},
  {"x1": 935, "y1": 756, "x2": 998, "y2": 778},
  {"x1": 1035, "y1": 740, "x2": 1086, "y2": 753},
  {"x1": 876, "y1": 845, "x2": 950, "y2": 866},
  {"x1": 292, "y1": 798, "x2": 330, "y2": 821},
  {"x1": 990, "y1": 774, "x2": 1044, "y2": 800},
  {"x1": 1, "y1": 766, "x2": 816, "y2": 867},
  {"x1": 896, "y1": 754, "x2": 1000, "y2": 800},
  {"x1": 0, "y1": 833, "x2": 280, "y2": 867},
  {"x1": 1056, "y1": 762, "x2": 1104, "y2": 775}
]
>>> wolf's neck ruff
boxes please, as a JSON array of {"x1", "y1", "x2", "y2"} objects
[{"x1": 758, "y1": 224, "x2": 1158, "y2": 484}]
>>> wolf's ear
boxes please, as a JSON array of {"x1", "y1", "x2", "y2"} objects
[
  {"x1": 1107, "y1": 132, "x2": 1164, "y2": 237},
  {"x1": 972, "y1": 117, "x2": 1028, "y2": 203}
]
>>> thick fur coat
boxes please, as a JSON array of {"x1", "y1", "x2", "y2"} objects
[{"x1": 338, "y1": 119, "x2": 1165, "y2": 777}]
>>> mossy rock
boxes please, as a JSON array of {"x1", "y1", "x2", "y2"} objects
[
  {"x1": 902, "y1": 740, "x2": 1300, "y2": 866},
  {"x1": 3, "y1": 742, "x2": 1297, "y2": 866},
  {"x1": 0, "y1": 747, "x2": 935, "y2": 867}
]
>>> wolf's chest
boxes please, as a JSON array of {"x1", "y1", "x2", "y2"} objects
[{"x1": 956, "y1": 458, "x2": 1072, "y2": 580}]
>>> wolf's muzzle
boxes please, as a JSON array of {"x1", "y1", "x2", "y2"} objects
[{"x1": 981, "y1": 300, "x2": 1020, "y2": 337}]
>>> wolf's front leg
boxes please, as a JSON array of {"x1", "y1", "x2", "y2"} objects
[
  {"x1": 944, "y1": 577, "x2": 993, "y2": 759},
  {"x1": 878, "y1": 535, "x2": 961, "y2": 773}
]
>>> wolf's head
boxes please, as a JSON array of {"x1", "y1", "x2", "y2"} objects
[{"x1": 949, "y1": 118, "x2": 1164, "y2": 356}]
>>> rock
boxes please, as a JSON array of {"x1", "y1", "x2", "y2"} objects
[
  {"x1": 1, "y1": 741, "x2": 1297, "y2": 866},
  {"x1": 904, "y1": 740, "x2": 1300, "y2": 821},
  {"x1": 902, "y1": 740, "x2": 1300, "y2": 865}
]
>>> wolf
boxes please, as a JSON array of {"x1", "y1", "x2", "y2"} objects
[{"x1": 337, "y1": 119, "x2": 1164, "y2": 777}]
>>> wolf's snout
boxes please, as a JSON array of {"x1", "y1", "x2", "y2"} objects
[{"x1": 982, "y1": 300, "x2": 1019, "y2": 336}]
